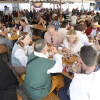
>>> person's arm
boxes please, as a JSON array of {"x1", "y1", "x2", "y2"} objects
[
  {"x1": 47, "y1": 47, "x2": 63, "y2": 74},
  {"x1": 0, "y1": 27, "x2": 7, "y2": 36},
  {"x1": 42, "y1": 20, "x2": 46, "y2": 26},
  {"x1": 38, "y1": 20, "x2": 41, "y2": 25},
  {"x1": 15, "y1": 49, "x2": 28, "y2": 67},
  {"x1": 19, "y1": 26, "x2": 23, "y2": 32}
]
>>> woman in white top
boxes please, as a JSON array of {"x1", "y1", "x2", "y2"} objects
[
  {"x1": 20, "y1": 19, "x2": 32, "y2": 38},
  {"x1": 63, "y1": 29, "x2": 83, "y2": 55},
  {"x1": 12, "y1": 32, "x2": 34, "y2": 76}
]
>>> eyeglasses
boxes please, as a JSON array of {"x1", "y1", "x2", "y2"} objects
[{"x1": 51, "y1": 37, "x2": 53, "y2": 43}]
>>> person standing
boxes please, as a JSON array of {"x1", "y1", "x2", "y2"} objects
[{"x1": 4, "y1": 6, "x2": 10, "y2": 23}]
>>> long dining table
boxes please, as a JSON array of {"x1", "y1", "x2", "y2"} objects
[
  {"x1": 19, "y1": 52, "x2": 79, "y2": 86},
  {"x1": 29, "y1": 24, "x2": 47, "y2": 32},
  {"x1": 6, "y1": 34, "x2": 18, "y2": 40}
]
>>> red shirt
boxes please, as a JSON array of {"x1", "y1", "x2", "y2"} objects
[{"x1": 86, "y1": 26, "x2": 100, "y2": 35}]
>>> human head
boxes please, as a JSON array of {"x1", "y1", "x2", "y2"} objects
[
  {"x1": 34, "y1": 39, "x2": 47, "y2": 54},
  {"x1": 92, "y1": 19, "x2": 98, "y2": 29},
  {"x1": 78, "y1": 24, "x2": 87, "y2": 33},
  {"x1": 61, "y1": 21, "x2": 69, "y2": 29},
  {"x1": 80, "y1": 46, "x2": 97, "y2": 67},
  {"x1": 54, "y1": 16, "x2": 58, "y2": 21},
  {"x1": 4, "y1": 6, "x2": 7, "y2": 10},
  {"x1": 66, "y1": 29, "x2": 78, "y2": 44},
  {"x1": 17, "y1": 32, "x2": 32, "y2": 47},
  {"x1": 20, "y1": 19, "x2": 26, "y2": 26},
  {"x1": 47, "y1": 25, "x2": 55, "y2": 36},
  {"x1": 0, "y1": 22, "x2": 3, "y2": 27}
]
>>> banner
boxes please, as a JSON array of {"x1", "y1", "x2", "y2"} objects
[{"x1": 32, "y1": 3, "x2": 43, "y2": 11}]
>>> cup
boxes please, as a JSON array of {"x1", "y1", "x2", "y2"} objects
[
  {"x1": 8, "y1": 33, "x2": 11, "y2": 37},
  {"x1": 17, "y1": 31, "x2": 19, "y2": 35},
  {"x1": 69, "y1": 71, "x2": 73, "y2": 76},
  {"x1": 58, "y1": 47, "x2": 62, "y2": 54}
]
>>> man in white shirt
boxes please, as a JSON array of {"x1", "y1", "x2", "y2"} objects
[
  {"x1": 77, "y1": 24, "x2": 89, "y2": 46},
  {"x1": 70, "y1": 12, "x2": 77, "y2": 26},
  {"x1": 4, "y1": 6, "x2": 10, "y2": 22},
  {"x1": 86, "y1": 20, "x2": 99, "y2": 38},
  {"x1": 59, "y1": 46, "x2": 100, "y2": 100}
]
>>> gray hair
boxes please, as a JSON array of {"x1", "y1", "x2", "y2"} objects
[
  {"x1": 34, "y1": 39, "x2": 47, "y2": 53},
  {"x1": 47, "y1": 25, "x2": 55, "y2": 30}
]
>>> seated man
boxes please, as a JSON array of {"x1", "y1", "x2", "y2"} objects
[
  {"x1": 86, "y1": 19, "x2": 100, "y2": 38},
  {"x1": 77, "y1": 24, "x2": 89, "y2": 46},
  {"x1": 24, "y1": 39, "x2": 64, "y2": 100},
  {"x1": 0, "y1": 61, "x2": 18, "y2": 100},
  {"x1": 44, "y1": 25, "x2": 63, "y2": 47},
  {"x1": 59, "y1": 46, "x2": 100, "y2": 100}
]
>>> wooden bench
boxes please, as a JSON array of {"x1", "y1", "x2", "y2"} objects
[
  {"x1": 17, "y1": 92, "x2": 23, "y2": 100},
  {"x1": 33, "y1": 35, "x2": 40, "y2": 41},
  {"x1": 17, "y1": 76, "x2": 60, "y2": 100},
  {"x1": 42, "y1": 92, "x2": 61, "y2": 100},
  {"x1": 0, "y1": 44, "x2": 9, "y2": 61}
]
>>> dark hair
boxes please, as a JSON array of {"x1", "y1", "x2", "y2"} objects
[
  {"x1": 80, "y1": 46, "x2": 97, "y2": 67},
  {"x1": 92, "y1": 19, "x2": 98, "y2": 23},
  {"x1": 78, "y1": 24, "x2": 87, "y2": 32},
  {"x1": 20, "y1": 19, "x2": 26, "y2": 23},
  {"x1": 61, "y1": 21, "x2": 69, "y2": 28},
  {"x1": 34, "y1": 39, "x2": 46, "y2": 53},
  {"x1": 4, "y1": 6, "x2": 7, "y2": 8},
  {"x1": 54, "y1": 16, "x2": 58, "y2": 21}
]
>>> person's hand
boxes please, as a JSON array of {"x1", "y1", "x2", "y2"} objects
[
  {"x1": 19, "y1": 26, "x2": 22, "y2": 31},
  {"x1": 75, "y1": 60, "x2": 82, "y2": 73},
  {"x1": 68, "y1": 50, "x2": 74, "y2": 55},
  {"x1": 51, "y1": 47, "x2": 58, "y2": 54}
]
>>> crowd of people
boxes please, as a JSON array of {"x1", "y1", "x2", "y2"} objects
[{"x1": 0, "y1": 5, "x2": 100, "y2": 100}]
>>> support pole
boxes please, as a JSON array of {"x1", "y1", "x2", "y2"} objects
[
  {"x1": 17, "y1": 0, "x2": 20, "y2": 20},
  {"x1": 60, "y1": 0, "x2": 61, "y2": 13}
]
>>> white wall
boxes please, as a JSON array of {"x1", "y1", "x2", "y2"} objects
[
  {"x1": 0, "y1": 3, "x2": 13, "y2": 11},
  {"x1": 0, "y1": 3, "x2": 30, "y2": 12}
]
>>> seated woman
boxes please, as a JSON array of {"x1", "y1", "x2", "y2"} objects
[
  {"x1": 12, "y1": 17, "x2": 21, "y2": 30},
  {"x1": 63, "y1": 29, "x2": 83, "y2": 55},
  {"x1": 11, "y1": 32, "x2": 34, "y2": 76},
  {"x1": 38, "y1": 16, "x2": 46, "y2": 27},
  {"x1": 20, "y1": 19, "x2": 32, "y2": 38},
  {"x1": 0, "y1": 22, "x2": 13, "y2": 50}
]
